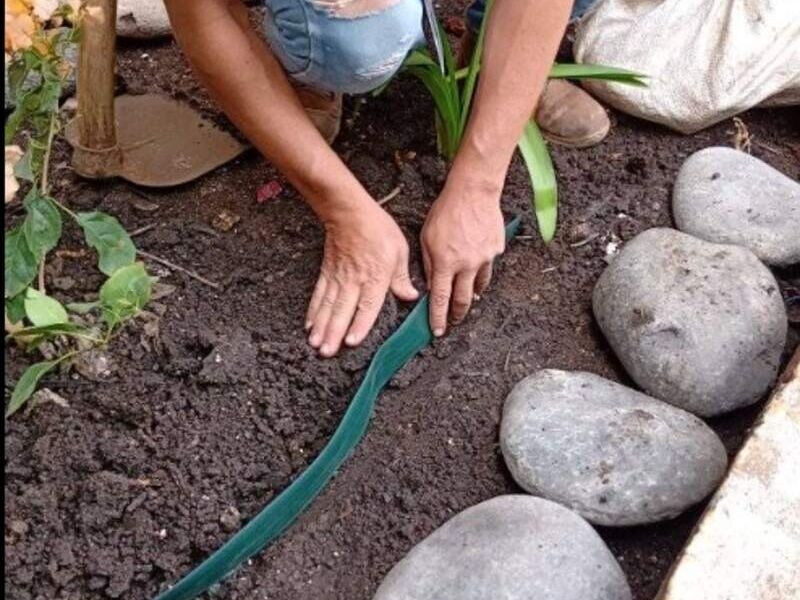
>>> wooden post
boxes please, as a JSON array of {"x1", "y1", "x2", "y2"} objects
[{"x1": 72, "y1": 0, "x2": 122, "y2": 178}]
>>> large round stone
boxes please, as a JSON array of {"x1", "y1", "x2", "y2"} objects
[
  {"x1": 592, "y1": 228, "x2": 786, "y2": 417},
  {"x1": 673, "y1": 147, "x2": 800, "y2": 267},
  {"x1": 373, "y1": 495, "x2": 630, "y2": 600},
  {"x1": 501, "y1": 370, "x2": 728, "y2": 526}
]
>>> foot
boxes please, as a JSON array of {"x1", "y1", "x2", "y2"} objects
[
  {"x1": 457, "y1": 31, "x2": 610, "y2": 148},
  {"x1": 535, "y1": 79, "x2": 610, "y2": 148},
  {"x1": 294, "y1": 84, "x2": 342, "y2": 145}
]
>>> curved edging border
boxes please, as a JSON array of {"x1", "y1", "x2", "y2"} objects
[{"x1": 154, "y1": 216, "x2": 522, "y2": 600}]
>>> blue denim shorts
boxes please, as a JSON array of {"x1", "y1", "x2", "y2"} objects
[
  {"x1": 263, "y1": 0, "x2": 600, "y2": 94},
  {"x1": 264, "y1": 0, "x2": 425, "y2": 94}
]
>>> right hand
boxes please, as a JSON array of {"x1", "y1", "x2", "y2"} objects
[{"x1": 306, "y1": 200, "x2": 418, "y2": 357}]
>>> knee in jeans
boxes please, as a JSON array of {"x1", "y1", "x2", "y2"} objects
[{"x1": 317, "y1": 0, "x2": 423, "y2": 92}]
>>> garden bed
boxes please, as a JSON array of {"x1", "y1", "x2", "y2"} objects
[{"x1": 5, "y1": 5, "x2": 800, "y2": 599}]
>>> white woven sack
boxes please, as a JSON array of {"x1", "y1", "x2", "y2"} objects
[{"x1": 574, "y1": 0, "x2": 800, "y2": 133}]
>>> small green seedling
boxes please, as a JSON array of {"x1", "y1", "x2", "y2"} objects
[
  {"x1": 380, "y1": 0, "x2": 647, "y2": 242},
  {"x1": 5, "y1": 7, "x2": 154, "y2": 417}
]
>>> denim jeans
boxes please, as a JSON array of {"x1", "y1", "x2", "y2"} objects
[{"x1": 263, "y1": 0, "x2": 599, "y2": 94}]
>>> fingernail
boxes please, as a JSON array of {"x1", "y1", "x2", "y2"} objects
[
  {"x1": 345, "y1": 334, "x2": 357, "y2": 346},
  {"x1": 320, "y1": 343, "x2": 331, "y2": 356},
  {"x1": 309, "y1": 333, "x2": 321, "y2": 347},
  {"x1": 433, "y1": 328, "x2": 444, "y2": 337},
  {"x1": 304, "y1": 320, "x2": 312, "y2": 330}
]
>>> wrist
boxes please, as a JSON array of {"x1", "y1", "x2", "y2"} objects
[
  {"x1": 448, "y1": 136, "x2": 509, "y2": 202},
  {"x1": 298, "y1": 157, "x2": 373, "y2": 225}
]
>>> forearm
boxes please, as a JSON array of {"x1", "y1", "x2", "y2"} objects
[
  {"x1": 164, "y1": 0, "x2": 365, "y2": 221},
  {"x1": 450, "y1": 0, "x2": 572, "y2": 192}
]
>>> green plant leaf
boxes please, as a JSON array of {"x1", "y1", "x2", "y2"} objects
[
  {"x1": 66, "y1": 301, "x2": 100, "y2": 315},
  {"x1": 6, "y1": 360, "x2": 58, "y2": 418},
  {"x1": 518, "y1": 120, "x2": 558, "y2": 243},
  {"x1": 5, "y1": 293, "x2": 27, "y2": 325},
  {"x1": 5, "y1": 227, "x2": 39, "y2": 299},
  {"x1": 23, "y1": 189, "x2": 62, "y2": 260},
  {"x1": 13, "y1": 145, "x2": 38, "y2": 182},
  {"x1": 459, "y1": 0, "x2": 492, "y2": 139},
  {"x1": 24, "y1": 288, "x2": 69, "y2": 327},
  {"x1": 549, "y1": 63, "x2": 648, "y2": 86},
  {"x1": 8, "y1": 322, "x2": 88, "y2": 339},
  {"x1": 99, "y1": 262, "x2": 153, "y2": 328},
  {"x1": 76, "y1": 211, "x2": 137, "y2": 275}
]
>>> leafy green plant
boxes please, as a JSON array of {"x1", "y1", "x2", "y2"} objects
[
  {"x1": 384, "y1": 0, "x2": 647, "y2": 242},
  {"x1": 5, "y1": 2, "x2": 153, "y2": 417}
]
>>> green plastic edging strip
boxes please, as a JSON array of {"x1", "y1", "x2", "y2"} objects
[{"x1": 155, "y1": 217, "x2": 522, "y2": 600}]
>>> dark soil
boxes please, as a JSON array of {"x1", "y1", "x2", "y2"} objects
[{"x1": 5, "y1": 4, "x2": 800, "y2": 600}]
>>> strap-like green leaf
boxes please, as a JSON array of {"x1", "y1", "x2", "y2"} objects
[
  {"x1": 549, "y1": 63, "x2": 648, "y2": 86},
  {"x1": 76, "y1": 211, "x2": 136, "y2": 276},
  {"x1": 518, "y1": 121, "x2": 558, "y2": 243},
  {"x1": 6, "y1": 360, "x2": 58, "y2": 418},
  {"x1": 153, "y1": 217, "x2": 522, "y2": 600}
]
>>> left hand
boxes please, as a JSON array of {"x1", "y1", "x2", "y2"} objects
[{"x1": 421, "y1": 178, "x2": 505, "y2": 337}]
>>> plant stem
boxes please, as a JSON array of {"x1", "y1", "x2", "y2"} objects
[{"x1": 40, "y1": 112, "x2": 57, "y2": 195}]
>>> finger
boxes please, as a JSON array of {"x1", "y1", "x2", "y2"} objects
[
  {"x1": 308, "y1": 279, "x2": 339, "y2": 348},
  {"x1": 422, "y1": 248, "x2": 433, "y2": 290},
  {"x1": 429, "y1": 270, "x2": 454, "y2": 337},
  {"x1": 345, "y1": 282, "x2": 386, "y2": 347},
  {"x1": 320, "y1": 283, "x2": 360, "y2": 357},
  {"x1": 475, "y1": 262, "x2": 493, "y2": 296},
  {"x1": 450, "y1": 270, "x2": 477, "y2": 324},
  {"x1": 389, "y1": 256, "x2": 419, "y2": 302},
  {"x1": 305, "y1": 273, "x2": 329, "y2": 330}
]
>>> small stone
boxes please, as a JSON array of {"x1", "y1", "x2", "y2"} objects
[
  {"x1": 501, "y1": 370, "x2": 728, "y2": 526},
  {"x1": 593, "y1": 228, "x2": 787, "y2": 416},
  {"x1": 9, "y1": 520, "x2": 29, "y2": 537},
  {"x1": 212, "y1": 210, "x2": 240, "y2": 232},
  {"x1": 116, "y1": 0, "x2": 172, "y2": 39},
  {"x1": 673, "y1": 147, "x2": 800, "y2": 266},
  {"x1": 219, "y1": 506, "x2": 241, "y2": 532},
  {"x1": 51, "y1": 276, "x2": 76, "y2": 291},
  {"x1": 373, "y1": 495, "x2": 631, "y2": 600},
  {"x1": 74, "y1": 349, "x2": 114, "y2": 381}
]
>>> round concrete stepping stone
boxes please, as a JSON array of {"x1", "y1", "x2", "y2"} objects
[
  {"x1": 117, "y1": 0, "x2": 171, "y2": 39},
  {"x1": 593, "y1": 228, "x2": 787, "y2": 417},
  {"x1": 673, "y1": 147, "x2": 800, "y2": 267},
  {"x1": 501, "y1": 369, "x2": 728, "y2": 526},
  {"x1": 373, "y1": 495, "x2": 631, "y2": 600}
]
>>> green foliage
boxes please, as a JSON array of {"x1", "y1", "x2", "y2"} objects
[
  {"x1": 76, "y1": 212, "x2": 137, "y2": 275},
  {"x1": 23, "y1": 188, "x2": 62, "y2": 260},
  {"x1": 24, "y1": 288, "x2": 69, "y2": 326},
  {"x1": 5, "y1": 227, "x2": 39, "y2": 298},
  {"x1": 5, "y1": 26, "x2": 152, "y2": 418},
  {"x1": 100, "y1": 263, "x2": 154, "y2": 329},
  {"x1": 393, "y1": 4, "x2": 647, "y2": 241},
  {"x1": 6, "y1": 360, "x2": 59, "y2": 418},
  {"x1": 518, "y1": 122, "x2": 557, "y2": 243}
]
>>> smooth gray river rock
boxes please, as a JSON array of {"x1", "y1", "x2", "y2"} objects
[
  {"x1": 593, "y1": 228, "x2": 786, "y2": 417},
  {"x1": 373, "y1": 495, "x2": 631, "y2": 600},
  {"x1": 673, "y1": 147, "x2": 800, "y2": 267},
  {"x1": 501, "y1": 370, "x2": 728, "y2": 526}
]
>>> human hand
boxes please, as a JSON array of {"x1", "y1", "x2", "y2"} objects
[
  {"x1": 306, "y1": 198, "x2": 418, "y2": 357},
  {"x1": 421, "y1": 178, "x2": 505, "y2": 337}
]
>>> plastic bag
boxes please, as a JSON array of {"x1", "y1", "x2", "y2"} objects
[{"x1": 574, "y1": 0, "x2": 800, "y2": 133}]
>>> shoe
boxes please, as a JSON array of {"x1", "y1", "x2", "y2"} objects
[
  {"x1": 294, "y1": 84, "x2": 342, "y2": 145},
  {"x1": 535, "y1": 79, "x2": 610, "y2": 148},
  {"x1": 457, "y1": 31, "x2": 610, "y2": 148}
]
